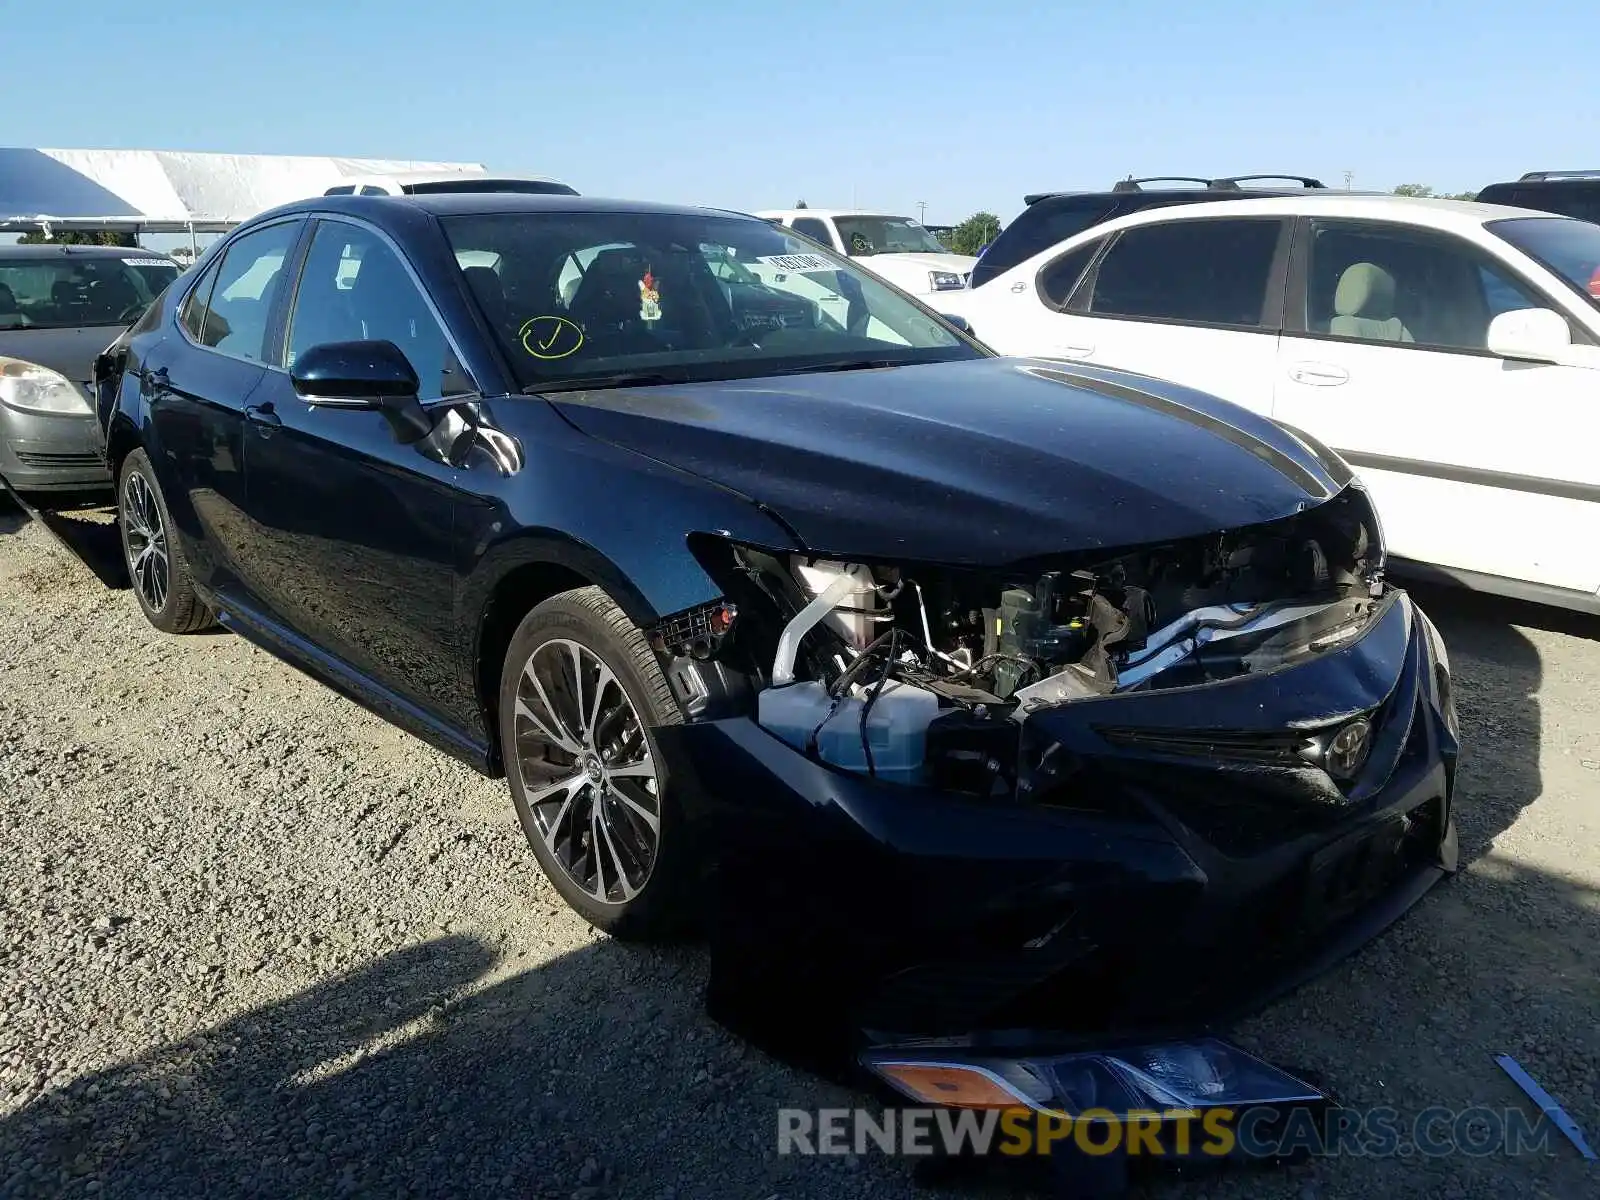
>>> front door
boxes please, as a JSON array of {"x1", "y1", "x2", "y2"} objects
[
  {"x1": 241, "y1": 217, "x2": 476, "y2": 724},
  {"x1": 1038, "y1": 216, "x2": 1290, "y2": 417},
  {"x1": 1273, "y1": 217, "x2": 1600, "y2": 593},
  {"x1": 145, "y1": 218, "x2": 304, "y2": 596}
]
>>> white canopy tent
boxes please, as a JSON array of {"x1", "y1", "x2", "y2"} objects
[{"x1": 0, "y1": 148, "x2": 488, "y2": 243}]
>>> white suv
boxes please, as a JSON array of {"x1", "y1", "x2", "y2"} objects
[
  {"x1": 938, "y1": 195, "x2": 1600, "y2": 613},
  {"x1": 756, "y1": 209, "x2": 975, "y2": 298}
]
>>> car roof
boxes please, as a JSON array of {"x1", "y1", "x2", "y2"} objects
[
  {"x1": 1081, "y1": 192, "x2": 1561, "y2": 235},
  {"x1": 0, "y1": 243, "x2": 177, "y2": 261},
  {"x1": 251, "y1": 192, "x2": 755, "y2": 228}
]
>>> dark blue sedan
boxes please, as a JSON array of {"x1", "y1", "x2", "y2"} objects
[{"x1": 96, "y1": 193, "x2": 1458, "y2": 1089}]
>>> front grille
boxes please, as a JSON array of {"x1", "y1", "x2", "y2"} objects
[
  {"x1": 14, "y1": 451, "x2": 101, "y2": 468},
  {"x1": 1096, "y1": 724, "x2": 1315, "y2": 766}
]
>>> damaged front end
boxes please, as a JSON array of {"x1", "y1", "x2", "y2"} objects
[{"x1": 653, "y1": 479, "x2": 1457, "y2": 1084}]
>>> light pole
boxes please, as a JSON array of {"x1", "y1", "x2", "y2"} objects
[{"x1": 917, "y1": 200, "x2": 928, "y2": 224}]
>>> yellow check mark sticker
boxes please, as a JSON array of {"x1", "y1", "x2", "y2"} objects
[{"x1": 519, "y1": 315, "x2": 584, "y2": 360}]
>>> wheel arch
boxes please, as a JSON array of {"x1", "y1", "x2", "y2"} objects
[
  {"x1": 469, "y1": 533, "x2": 684, "y2": 775},
  {"x1": 104, "y1": 412, "x2": 143, "y2": 483}
]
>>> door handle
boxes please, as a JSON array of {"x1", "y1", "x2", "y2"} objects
[
  {"x1": 1287, "y1": 362, "x2": 1350, "y2": 386},
  {"x1": 245, "y1": 402, "x2": 281, "y2": 430}
]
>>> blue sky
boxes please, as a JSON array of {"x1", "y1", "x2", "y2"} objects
[{"x1": 6, "y1": 0, "x2": 1596, "y2": 226}]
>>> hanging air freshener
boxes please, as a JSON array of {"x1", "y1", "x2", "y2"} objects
[{"x1": 639, "y1": 268, "x2": 661, "y2": 322}]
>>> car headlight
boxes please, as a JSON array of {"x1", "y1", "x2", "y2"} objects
[
  {"x1": 928, "y1": 270, "x2": 964, "y2": 291},
  {"x1": 864, "y1": 1037, "x2": 1327, "y2": 1121},
  {"x1": 0, "y1": 357, "x2": 92, "y2": 416}
]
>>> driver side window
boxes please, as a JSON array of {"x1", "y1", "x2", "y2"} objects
[{"x1": 285, "y1": 221, "x2": 471, "y2": 399}]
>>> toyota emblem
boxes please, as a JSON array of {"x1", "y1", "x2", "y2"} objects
[{"x1": 1326, "y1": 717, "x2": 1374, "y2": 780}]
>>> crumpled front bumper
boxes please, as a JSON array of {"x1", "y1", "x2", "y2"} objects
[{"x1": 665, "y1": 588, "x2": 1458, "y2": 1074}]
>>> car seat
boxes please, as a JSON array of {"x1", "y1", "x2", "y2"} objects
[
  {"x1": 1330, "y1": 262, "x2": 1414, "y2": 343},
  {"x1": 0, "y1": 282, "x2": 22, "y2": 324}
]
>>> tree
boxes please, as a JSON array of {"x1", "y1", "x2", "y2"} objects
[
  {"x1": 951, "y1": 211, "x2": 1001, "y2": 256},
  {"x1": 795, "y1": 199, "x2": 808, "y2": 209},
  {"x1": 17, "y1": 229, "x2": 138, "y2": 247},
  {"x1": 1391, "y1": 183, "x2": 1477, "y2": 201}
]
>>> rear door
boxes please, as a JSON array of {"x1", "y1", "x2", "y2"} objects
[
  {"x1": 146, "y1": 218, "x2": 306, "y2": 594},
  {"x1": 1273, "y1": 216, "x2": 1600, "y2": 592},
  {"x1": 1029, "y1": 216, "x2": 1291, "y2": 415}
]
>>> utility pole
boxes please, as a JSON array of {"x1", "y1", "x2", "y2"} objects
[
  {"x1": 1344, "y1": 170, "x2": 1354, "y2": 191},
  {"x1": 917, "y1": 200, "x2": 928, "y2": 224}
]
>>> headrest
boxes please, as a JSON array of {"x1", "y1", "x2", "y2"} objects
[
  {"x1": 1334, "y1": 262, "x2": 1396, "y2": 320},
  {"x1": 0, "y1": 282, "x2": 16, "y2": 310}
]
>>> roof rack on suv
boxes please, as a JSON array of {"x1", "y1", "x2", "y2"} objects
[
  {"x1": 1109, "y1": 176, "x2": 1212, "y2": 193},
  {"x1": 1517, "y1": 169, "x2": 1600, "y2": 182},
  {"x1": 1106, "y1": 174, "x2": 1327, "y2": 194},
  {"x1": 1207, "y1": 174, "x2": 1326, "y2": 190}
]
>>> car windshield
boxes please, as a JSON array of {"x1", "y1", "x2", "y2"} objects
[
  {"x1": 831, "y1": 216, "x2": 947, "y2": 257},
  {"x1": 440, "y1": 211, "x2": 981, "y2": 391},
  {"x1": 0, "y1": 254, "x2": 179, "y2": 330},
  {"x1": 1487, "y1": 216, "x2": 1600, "y2": 309}
]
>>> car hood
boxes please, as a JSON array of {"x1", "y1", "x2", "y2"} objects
[
  {"x1": 0, "y1": 325, "x2": 126, "y2": 385},
  {"x1": 545, "y1": 356, "x2": 1351, "y2": 565},
  {"x1": 855, "y1": 251, "x2": 976, "y2": 278}
]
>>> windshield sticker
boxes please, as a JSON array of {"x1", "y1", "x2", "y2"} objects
[
  {"x1": 122, "y1": 258, "x2": 172, "y2": 268},
  {"x1": 639, "y1": 269, "x2": 661, "y2": 322},
  {"x1": 755, "y1": 253, "x2": 834, "y2": 274},
  {"x1": 519, "y1": 315, "x2": 585, "y2": 360}
]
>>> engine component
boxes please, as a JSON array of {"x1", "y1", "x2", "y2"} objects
[
  {"x1": 758, "y1": 678, "x2": 941, "y2": 785},
  {"x1": 791, "y1": 559, "x2": 888, "y2": 649}
]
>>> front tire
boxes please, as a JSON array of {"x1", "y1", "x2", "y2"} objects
[
  {"x1": 499, "y1": 586, "x2": 694, "y2": 940},
  {"x1": 118, "y1": 449, "x2": 212, "y2": 634}
]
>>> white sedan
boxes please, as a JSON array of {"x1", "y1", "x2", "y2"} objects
[{"x1": 938, "y1": 194, "x2": 1600, "y2": 614}]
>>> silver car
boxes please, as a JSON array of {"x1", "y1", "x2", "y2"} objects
[{"x1": 1, "y1": 244, "x2": 181, "y2": 496}]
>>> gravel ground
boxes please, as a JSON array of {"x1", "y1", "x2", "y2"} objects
[{"x1": 0, "y1": 495, "x2": 1595, "y2": 1200}]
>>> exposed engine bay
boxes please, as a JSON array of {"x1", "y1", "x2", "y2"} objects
[{"x1": 676, "y1": 485, "x2": 1388, "y2": 792}]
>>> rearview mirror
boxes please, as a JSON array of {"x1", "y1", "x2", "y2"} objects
[
  {"x1": 291, "y1": 339, "x2": 420, "y2": 404},
  {"x1": 1486, "y1": 307, "x2": 1570, "y2": 364},
  {"x1": 940, "y1": 313, "x2": 974, "y2": 335},
  {"x1": 291, "y1": 339, "x2": 433, "y2": 443}
]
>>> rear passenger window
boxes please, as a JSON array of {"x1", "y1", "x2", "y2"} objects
[
  {"x1": 1086, "y1": 219, "x2": 1283, "y2": 328},
  {"x1": 189, "y1": 221, "x2": 301, "y2": 362},
  {"x1": 179, "y1": 259, "x2": 221, "y2": 341},
  {"x1": 1036, "y1": 238, "x2": 1103, "y2": 308}
]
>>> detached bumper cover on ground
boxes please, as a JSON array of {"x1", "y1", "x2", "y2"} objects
[{"x1": 676, "y1": 587, "x2": 1458, "y2": 1069}]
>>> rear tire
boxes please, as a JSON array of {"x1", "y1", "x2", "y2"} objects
[
  {"x1": 499, "y1": 585, "x2": 696, "y2": 940},
  {"x1": 117, "y1": 449, "x2": 213, "y2": 634}
]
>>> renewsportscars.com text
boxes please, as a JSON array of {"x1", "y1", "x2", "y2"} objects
[{"x1": 777, "y1": 1105, "x2": 1561, "y2": 1159}]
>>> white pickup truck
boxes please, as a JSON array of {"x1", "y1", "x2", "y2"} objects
[{"x1": 755, "y1": 209, "x2": 975, "y2": 298}]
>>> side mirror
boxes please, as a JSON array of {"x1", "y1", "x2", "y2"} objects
[
  {"x1": 940, "y1": 313, "x2": 974, "y2": 335},
  {"x1": 1486, "y1": 307, "x2": 1570, "y2": 364},
  {"x1": 290, "y1": 339, "x2": 433, "y2": 442},
  {"x1": 291, "y1": 339, "x2": 420, "y2": 404}
]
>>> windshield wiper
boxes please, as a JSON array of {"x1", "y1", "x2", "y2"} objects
[
  {"x1": 767, "y1": 358, "x2": 905, "y2": 376},
  {"x1": 523, "y1": 369, "x2": 698, "y2": 395}
]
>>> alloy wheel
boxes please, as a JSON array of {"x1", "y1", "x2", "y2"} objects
[
  {"x1": 123, "y1": 471, "x2": 170, "y2": 613},
  {"x1": 512, "y1": 638, "x2": 662, "y2": 904}
]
